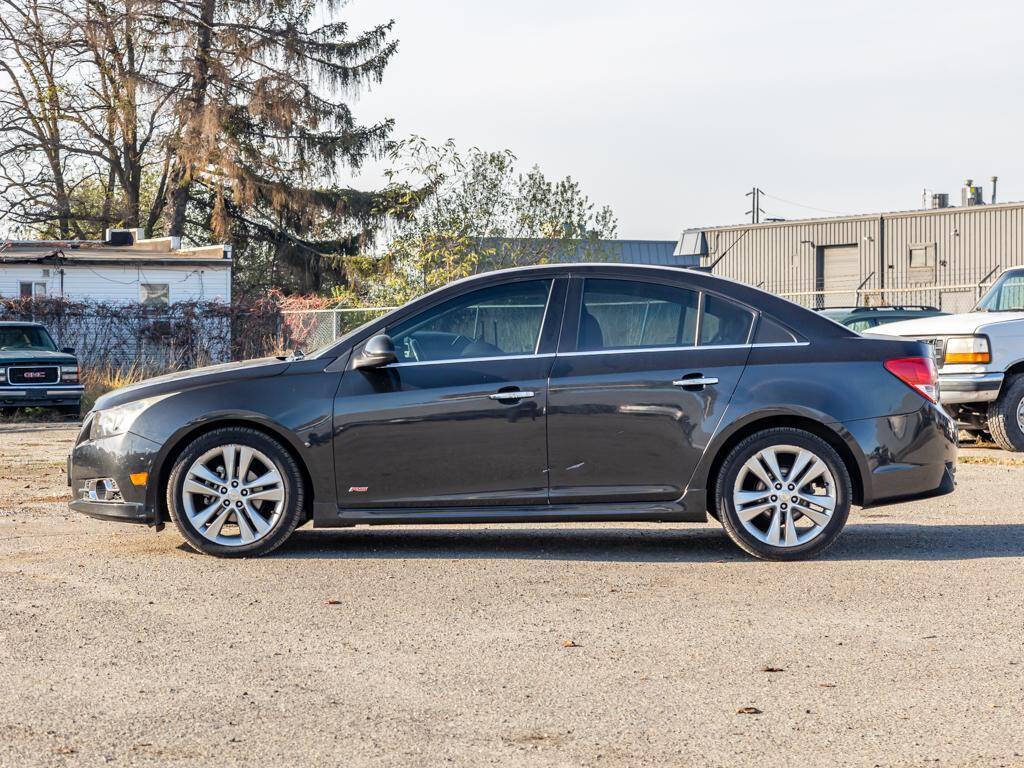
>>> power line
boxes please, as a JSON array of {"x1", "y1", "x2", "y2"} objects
[{"x1": 759, "y1": 192, "x2": 848, "y2": 216}]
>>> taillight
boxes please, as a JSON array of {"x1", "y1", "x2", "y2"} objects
[{"x1": 884, "y1": 356, "x2": 938, "y2": 403}]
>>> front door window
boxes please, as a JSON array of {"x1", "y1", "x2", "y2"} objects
[{"x1": 389, "y1": 280, "x2": 552, "y2": 363}]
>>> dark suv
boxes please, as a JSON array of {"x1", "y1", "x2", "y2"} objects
[
  {"x1": 0, "y1": 322, "x2": 82, "y2": 415},
  {"x1": 817, "y1": 305, "x2": 947, "y2": 332}
]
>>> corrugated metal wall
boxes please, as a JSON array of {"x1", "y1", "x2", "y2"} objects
[{"x1": 696, "y1": 202, "x2": 1024, "y2": 307}]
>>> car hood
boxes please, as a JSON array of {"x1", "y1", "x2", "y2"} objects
[
  {"x1": 871, "y1": 311, "x2": 1024, "y2": 337},
  {"x1": 0, "y1": 349, "x2": 77, "y2": 366},
  {"x1": 92, "y1": 356, "x2": 292, "y2": 411}
]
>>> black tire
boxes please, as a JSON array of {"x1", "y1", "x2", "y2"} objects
[
  {"x1": 715, "y1": 427, "x2": 852, "y2": 561},
  {"x1": 57, "y1": 404, "x2": 80, "y2": 418},
  {"x1": 167, "y1": 427, "x2": 306, "y2": 557},
  {"x1": 986, "y1": 375, "x2": 1024, "y2": 452}
]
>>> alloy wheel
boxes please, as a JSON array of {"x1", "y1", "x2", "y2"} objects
[
  {"x1": 181, "y1": 444, "x2": 285, "y2": 546},
  {"x1": 732, "y1": 444, "x2": 837, "y2": 548},
  {"x1": 1016, "y1": 394, "x2": 1024, "y2": 433}
]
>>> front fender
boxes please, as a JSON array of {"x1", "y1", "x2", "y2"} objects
[{"x1": 127, "y1": 361, "x2": 342, "y2": 518}]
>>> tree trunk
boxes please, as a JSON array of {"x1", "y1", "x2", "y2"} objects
[{"x1": 169, "y1": 0, "x2": 216, "y2": 237}]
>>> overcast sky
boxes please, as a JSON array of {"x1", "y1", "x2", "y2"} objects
[{"x1": 340, "y1": 0, "x2": 1023, "y2": 240}]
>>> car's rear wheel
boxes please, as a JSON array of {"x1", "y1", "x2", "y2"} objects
[
  {"x1": 986, "y1": 375, "x2": 1024, "y2": 452},
  {"x1": 715, "y1": 428, "x2": 851, "y2": 560},
  {"x1": 167, "y1": 427, "x2": 305, "y2": 557}
]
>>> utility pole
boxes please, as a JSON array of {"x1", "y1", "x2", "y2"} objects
[{"x1": 745, "y1": 187, "x2": 764, "y2": 224}]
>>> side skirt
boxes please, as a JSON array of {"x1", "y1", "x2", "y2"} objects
[{"x1": 313, "y1": 498, "x2": 707, "y2": 528}]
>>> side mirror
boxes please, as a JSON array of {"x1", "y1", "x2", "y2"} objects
[
  {"x1": 61, "y1": 347, "x2": 75, "y2": 355},
  {"x1": 352, "y1": 334, "x2": 397, "y2": 370}
]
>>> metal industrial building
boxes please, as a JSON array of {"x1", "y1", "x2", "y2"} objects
[{"x1": 677, "y1": 184, "x2": 1024, "y2": 311}]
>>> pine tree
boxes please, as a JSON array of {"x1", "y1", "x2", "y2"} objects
[{"x1": 154, "y1": 0, "x2": 407, "y2": 292}]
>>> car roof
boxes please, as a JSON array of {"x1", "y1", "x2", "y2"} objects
[
  {"x1": 0, "y1": 321, "x2": 45, "y2": 327},
  {"x1": 317, "y1": 262, "x2": 856, "y2": 358}
]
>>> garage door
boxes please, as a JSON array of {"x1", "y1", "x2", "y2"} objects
[{"x1": 819, "y1": 245, "x2": 860, "y2": 307}]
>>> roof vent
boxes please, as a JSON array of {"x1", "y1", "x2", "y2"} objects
[
  {"x1": 104, "y1": 228, "x2": 141, "y2": 246},
  {"x1": 962, "y1": 180, "x2": 983, "y2": 207}
]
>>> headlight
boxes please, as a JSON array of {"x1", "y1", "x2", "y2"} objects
[
  {"x1": 90, "y1": 400, "x2": 150, "y2": 440},
  {"x1": 944, "y1": 336, "x2": 991, "y2": 365}
]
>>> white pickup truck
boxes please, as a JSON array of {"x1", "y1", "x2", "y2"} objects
[{"x1": 874, "y1": 266, "x2": 1024, "y2": 451}]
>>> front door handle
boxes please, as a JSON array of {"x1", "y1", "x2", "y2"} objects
[
  {"x1": 489, "y1": 390, "x2": 535, "y2": 401},
  {"x1": 672, "y1": 376, "x2": 719, "y2": 388}
]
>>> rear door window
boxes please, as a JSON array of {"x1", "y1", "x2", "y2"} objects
[{"x1": 578, "y1": 279, "x2": 700, "y2": 351}]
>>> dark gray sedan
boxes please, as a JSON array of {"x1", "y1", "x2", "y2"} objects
[{"x1": 68, "y1": 264, "x2": 957, "y2": 559}]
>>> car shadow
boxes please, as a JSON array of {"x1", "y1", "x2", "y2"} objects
[{"x1": 268, "y1": 522, "x2": 1024, "y2": 563}]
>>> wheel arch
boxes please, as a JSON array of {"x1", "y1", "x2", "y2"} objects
[
  {"x1": 1002, "y1": 360, "x2": 1024, "y2": 379},
  {"x1": 150, "y1": 418, "x2": 316, "y2": 523},
  {"x1": 703, "y1": 414, "x2": 865, "y2": 517}
]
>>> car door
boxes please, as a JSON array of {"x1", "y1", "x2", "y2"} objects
[
  {"x1": 333, "y1": 277, "x2": 566, "y2": 508},
  {"x1": 546, "y1": 275, "x2": 753, "y2": 504}
]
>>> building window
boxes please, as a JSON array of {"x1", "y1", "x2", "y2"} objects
[
  {"x1": 908, "y1": 243, "x2": 937, "y2": 280},
  {"x1": 140, "y1": 283, "x2": 170, "y2": 307},
  {"x1": 909, "y1": 245, "x2": 933, "y2": 268},
  {"x1": 20, "y1": 281, "x2": 46, "y2": 298}
]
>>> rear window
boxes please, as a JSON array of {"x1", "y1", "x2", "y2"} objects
[
  {"x1": 753, "y1": 316, "x2": 798, "y2": 344},
  {"x1": 699, "y1": 295, "x2": 754, "y2": 346}
]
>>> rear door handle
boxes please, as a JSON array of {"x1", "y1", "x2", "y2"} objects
[
  {"x1": 489, "y1": 390, "x2": 535, "y2": 401},
  {"x1": 672, "y1": 376, "x2": 719, "y2": 388}
]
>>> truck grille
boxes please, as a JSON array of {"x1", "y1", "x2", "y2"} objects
[
  {"x1": 919, "y1": 338, "x2": 945, "y2": 365},
  {"x1": 7, "y1": 365, "x2": 59, "y2": 385}
]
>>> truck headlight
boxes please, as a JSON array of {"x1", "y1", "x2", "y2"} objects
[
  {"x1": 944, "y1": 336, "x2": 991, "y2": 364},
  {"x1": 90, "y1": 400, "x2": 150, "y2": 440}
]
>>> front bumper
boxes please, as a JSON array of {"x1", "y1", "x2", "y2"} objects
[
  {"x1": 67, "y1": 427, "x2": 163, "y2": 526},
  {"x1": 939, "y1": 372, "x2": 1003, "y2": 404},
  {"x1": 69, "y1": 498, "x2": 149, "y2": 523},
  {"x1": 0, "y1": 384, "x2": 83, "y2": 408}
]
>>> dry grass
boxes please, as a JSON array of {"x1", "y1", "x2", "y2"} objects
[{"x1": 80, "y1": 363, "x2": 167, "y2": 413}]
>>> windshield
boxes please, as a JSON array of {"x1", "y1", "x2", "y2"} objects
[
  {"x1": 977, "y1": 270, "x2": 1024, "y2": 312},
  {"x1": 0, "y1": 326, "x2": 57, "y2": 352}
]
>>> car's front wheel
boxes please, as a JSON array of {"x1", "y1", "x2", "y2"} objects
[
  {"x1": 715, "y1": 428, "x2": 852, "y2": 560},
  {"x1": 167, "y1": 427, "x2": 306, "y2": 557}
]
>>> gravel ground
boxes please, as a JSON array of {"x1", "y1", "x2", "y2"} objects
[{"x1": 2, "y1": 422, "x2": 1024, "y2": 767}]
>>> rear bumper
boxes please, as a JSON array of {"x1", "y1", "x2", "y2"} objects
[
  {"x1": 939, "y1": 372, "x2": 1003, "y2": 404},
  {"x1": 0, "y1": 384, "x2": 83, "y2": 408},
  {"x1": 843, "y1": 402, "x2": 958, "y2": 508}
]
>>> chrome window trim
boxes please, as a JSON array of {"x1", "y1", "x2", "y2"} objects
[
  {"x1": 534, "y1": 280, "x2": 556, "y2": 355},
  {"x1": 555, "y1": 341, "x2": 807, "y2": 357},
  {"x1": 381, "y1": 341, "x2": 810, "y2": 367},
  {"x1": 384, "y1": 353, "x2": 557, "y2": 369}
]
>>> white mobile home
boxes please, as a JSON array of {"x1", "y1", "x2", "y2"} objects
[{"x1": 0, "y1": 228, "x2": 231, "y2": 305}]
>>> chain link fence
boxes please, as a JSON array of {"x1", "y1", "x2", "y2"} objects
[
  {"x1": 280, "y1": 307, "x2": 393, "y2": 354},
  {"x1": 775, "y1": 283, "x2": 993, "y2": 313}
]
